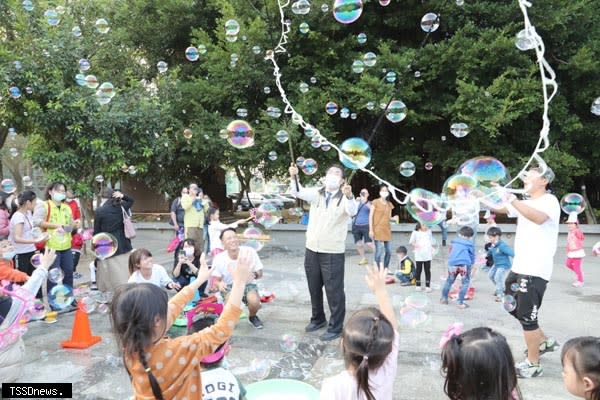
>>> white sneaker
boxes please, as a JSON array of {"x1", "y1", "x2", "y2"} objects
[
  {"x1": 424, "y1": 287, "x2": 432, "y2": 293},
  {"x1": 415, "y1": 286, "x2": 422, "y2": 292}
]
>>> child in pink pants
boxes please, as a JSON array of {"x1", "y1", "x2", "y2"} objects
[{"x1": 565, "y1": 213, "x2": 585, "y2": 287}]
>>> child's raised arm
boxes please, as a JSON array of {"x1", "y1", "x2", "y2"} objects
[{"x1": 365, "y1": 263, "x2": 398, "y2": 330}]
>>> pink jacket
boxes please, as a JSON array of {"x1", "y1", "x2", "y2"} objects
[
  {"x1": 0, "y1": 209, "x2": 9, "y2": 238},
  {"x1": 566, "y1": 228, "x2": 585, "y2": 253}
]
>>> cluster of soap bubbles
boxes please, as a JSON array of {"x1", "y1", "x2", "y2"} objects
[
  {"x1": 226, "y1": 120, "x2": 255, "y2": 149},
  {"x1": 253, "y1": 204, "x2": 282, "y2": 229},
  {"x1": 295, "y1": 156, "x2": 318, "y2": 175},
  {"x1": 280, "y1": 333, "x2": 299, "y2": 352},
  {"x1": 399, "y1": 293, "x2": 431, "y2": 328}
]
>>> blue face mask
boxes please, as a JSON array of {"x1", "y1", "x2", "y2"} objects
[
  {"x1": 2, "y1": 251, "x2": 16, "y2": 260},
  {"x1": 53, "y1": 193, "x2": 66, "y2": 202}
]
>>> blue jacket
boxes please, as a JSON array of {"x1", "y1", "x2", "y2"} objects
[
  {"x1": 448, "y1": 238, "x2": 475, "y2": 266},
  {"x1": 487, "y1": 239, "x2": 514, "y2": 269}
]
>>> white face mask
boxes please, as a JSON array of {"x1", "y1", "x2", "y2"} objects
[
  {"x1": 324, "y1": 174, "x2": 341, "y2": 191},
  {"x1": 380, "y1": 191, "x2": 389, "y2": 198},
  {"x1": 184, "y1": 247, "x2": 194, "y2": 257}
]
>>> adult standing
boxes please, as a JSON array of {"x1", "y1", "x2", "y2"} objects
[
  {"x1": 369, "y1": 185, "x2": 394, "y2": 269},
  {"x1": 39, "y1": 182, "x2": 78, "y2": 298},
  {"x1": 181, "y1": 184, "x2": 209, "y2": 250},
  {"x1": 65, "y1": 190, "x2": 83, "y2": 278},
  {"x1": 94, "y1": 188, "x2": 134, "y2": 291},
  {"x1": 211, "y1": 228, "x2": 264, "y2": 329},
  {"x1": 495, "y1": 167, "x2": 560, "y2": 378},
  {"x1": 352, "y1": 188, "x2": 374, "y2": 265},
  {"x1": 170, "y1": 187, "x2": 187, "y2": 233},
  {"x1": 289, "y1": 163, "x2": 356, "y2": 341},
  {"x1": 9, "y1": 191, "x2": 48, "y2": 294}
]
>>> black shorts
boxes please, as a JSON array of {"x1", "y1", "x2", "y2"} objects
[
  {"x1": 352, "y1": 225, "x2": 372, "y2": 243},
  {"x1": 505, "y1": 271, "x2": 548, "y2": 331}
]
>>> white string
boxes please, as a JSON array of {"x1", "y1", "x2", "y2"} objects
[{"x1": 266, "y1": 0, "x2": 557, "y2": 213}]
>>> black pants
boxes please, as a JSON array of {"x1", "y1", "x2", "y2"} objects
[
  {"x1": 16, "y1": 251, "x2": 42, "y2": 299},
  {"x1": 304, "y1": 249, "x2": 346, "y2": 334},
  {"x1": 415, "y1": 260, "x2": 431, "y2": 287}
]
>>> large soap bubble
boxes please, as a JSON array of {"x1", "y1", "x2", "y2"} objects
[
  {"x1": 243, "y1": 224, "x2": 265, "y2": 252},
  {"x1": 325, "y1": 102, "x2": 338, "y2": 115},
  {"x1": 458, "y1": 156, "x2": 512, "y2": 208},
  {"x1": 49, "y1": 285, "x2": 75, "y2": 310},
  {"x1": 420, "y1": 13, "x2": 439, "y2": 32},
  {"x1": 386, "y1": 100, "x2": 407, "y2": 123},
  {"x1": 291, "y1": 0, "x2": 311, "y2": 14},
  {"x1": 301, "y1": 158, "x2": 318, "y2": 175},
  {"x1": 225, "y1": 19, "x2": 240, "y2": 35},
  {"x1": 333, "y1": 0, "x2": 363, "y2": 24},
  {"x1": 226, "y1": 120, "x2": 254, "y2": 149},
  {"x1": 91, "y1": 232, "x2": 118, "y2": 260},
  {"x1": 450, "y1": 122, "x2": 469, "y2": 138},
  {"x1": 407, "y1": 189, "x2": 446, "y2": 227},
  {"x1": 95, "y1": 18, "x2": 110, "y2": 34},
  {"x1": 442, "y1": 174, "x2": 478, "y2": 201},
  {"x1": 339, "y1": 138, "x2": 371, "y2": 170},
  {"x1": 560, "y1": 193, "x2": 585, "y2": 214},
  {"x1": 185, "y1": 46, "x2": 200, "y2": 61},
  {"x1": 255, "y1": 204, "x2": 281, "y2": 229},
  {"x1": 276, "y1": 130, "x2": 289, "y2": 143},
  {"x1": 399, "y1": 161, "x2": 416, "y2": 177}
]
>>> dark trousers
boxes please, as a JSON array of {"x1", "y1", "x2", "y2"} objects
[
  {"x1": 47, "y1": 249, "x2": 74, "y2": 293},
  {"x1": 16, "y1": 251, "x2": 42, "y2": 299},
  {"x1": 304, "y1": 249, "x2": 346, "y2": 334},
  {"x1": 415, "y1": 260, "x2": 432, "y2": 287}
]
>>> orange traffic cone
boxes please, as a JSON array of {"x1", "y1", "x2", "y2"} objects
[{"x1": 61, "y1": 303, "x2": 102, "y2": 349}]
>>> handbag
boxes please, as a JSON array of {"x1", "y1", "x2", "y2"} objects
[
  {"x1": 166, "y1": 235, "x2": 181, "y2": 253},
  {"x1": 121, "y1": 206, "x2": 136, "y2": 239}
]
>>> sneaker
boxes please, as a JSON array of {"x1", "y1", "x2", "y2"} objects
[
  {"x1": 516, "y1": 359, "x2": 543, "y2": 378},
  {"x1": 525, "y1": 337, "x2": 560, "y2": 356},
  {"x1": 249, "y1": 315, "x2": 264, "y2": 329},
  {"x1": 442, "y1": 240, "x2": 446, "y2": 246},
  {"x1": 424, "y1": 287, "x2": 432, "y2": 293},
  {"x1": 358, "y1": 258, "x2": 368, "y2": 265},
  {"x1": 456, "y1": 303, "x2": 469, "y2": 309},
  {"x1": 572, "y1": 281, "x2": 584, "y2": 288},
  {"x1": 415, "y1": 286, "x2": 422, "y2": 292},
  {"x1": 73, "y1": 272, "x2": 83, "y2": 279},
  {"x1": 440, "y1": 299, "x2": 449, "y2": 305}
]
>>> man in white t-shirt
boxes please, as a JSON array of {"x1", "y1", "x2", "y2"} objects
[
  {"x1": 211, "y1": 228, "x2": 264, "y2": 329},
  {"x1": 495, "y1": 166, "x2": 560, "y2": 379}
]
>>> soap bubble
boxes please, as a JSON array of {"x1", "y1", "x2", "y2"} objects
[
  {"x1": 310, "y1": 76, "x2": 317, "y2": 84},
  {"x1": 72, "y1": 26, "x2": 82, "y2": 37},
  {"x1": 301, "y1": 159, "x2": 318, "y2": 175},
  {"x1": 385, "y1": 71, "x2": 397, "y2": 83},
  {"x1": 78, "y1": 58, "x2": 91, "y2": 71},
  {"x1": 30, "y1": 253, "x2": 43, "y2": 268},
  {"x1": 299, "y1": 82, "x2": 309, "y2": 93},
  {"x1": 155, "y1": 61, "x2": 168, "y2": 73},
  {"x1": 22, "y1": 0, "x2": 33, "y2": 12},
  {"x1": 407, "y1": 189, "x2": 446, "y2": 227},
  {"x1": 325, "y1": 102, "x2": 339, "y2": 115},
  {"x1": 311, "y1": 136, "x2": 322, "y2": 148},
  {"x1": 560, "y1": 193, "x2": 585, "y2": 214},
  {"x1": 363, "y1": 52, "x2": 377, "y2": 67},
  {"x1": 85, "y1": 75, "x2": 99, "y2": 89},
  {"x1": 503, "y1": 295, "x2": 516, "y2": 312},
  {"x1": 22, "y1": 176, "x2": 33, "y2": 187},
  {"x1": 340, "y1": 107, "x2": 350, "y2": 118},
  {"x1": 276, "y1": 130, "x2": 289, "y2": 143},
  {"x1": 350, "y1": 113, "x2": 357, "y2": 120},
  {"x1": 95, "y1": 18, "x2": 110, "y2": 33},
  {"x1": 280, "y1": 334, "x2": 299, "y2": 352},
  {"x1": 94, "y1": 175, "x2": 104, "y2": 183},
  {"x1": 386, "y1": 100, "x2": 407, "y2": 123},
  {"x1": 225, "y1": 19, "x2": 240, "y2": 35},
  {"x1": 515, "y1": 29, "x2": 536, "y2": 51},
  {"x1": 236, "y1": 108, "x2": 247, "y2": 118},
  {"x1": 44, "y1": 9, "x2": 60, "y2": 26},
  {"x1": 185, "y1": 46, "x2": 199, "y2": 62},
  {"x1": 255, "y1": 203, "x2": 281, "y2": 229},
  {"x1": 30, "y1": 300, "x2": 46, "y2": 320},
  {"x1": 243, "y1": 225, "x2": 265, "y2": 252},
  {"x1": 251, "y1": 359, "x2": 271, "y2": 380},
  {"x1": 414, "y1": 71, "x2": 421, "y2": 78},
  {"x1": 75, "y1": 74, "x2": 86, "y2": 86},
  {"x1": 268, "y1": 151, "x2": 277, "y2": 161},
  {"x1": 321, "y1": 141, "x2": 331, "y2": 151},
  {"x1": 357, "y1": 32, "x2": 367, "y2": 44},
  {"x1": 98, "y1": 82, "x2": 115, "y2": 98},
  {"x1": 183, "y1": 129, "x2": 193, "y2": 139},
  {"x1": 80, "y1": 297, "x2": 97, "y2": 314},
  {"x1": 442, "y1": 174, "x2": 478, "y2": 201},
  {"x1": 591, "y1": 97, "x2": 600, "y2": 116},
  {"x1": 458, "y1": 157, "x2": 512, "y2": 207},
  {"x1": 379, "y1": 0, "x2": 391, "y2": 5},
  {"x1": 366, "y1": 101, "x2": 375, "y2": 110},
  {"x1": 91, "y1": 233, "x2": 118, "y2": 260},
  {"x1": 399, "y1": 161, "x2": 416, "y2": 177},
  {"x1": 128, "y1": 166, "x2": 137, "y2": 175},
  {"x1": 304, "y1": 126, "x2": 316, "y2": 137},
  {"x1": 226, "y1": 120, "x2": 254, "y2": 149},
  {"x1": 49, "y1": 285, "x2": 75, "y2": 310},
  {"x1": 230, "y1": 53, "x2": 239, "y2": 64},
  {"x1": 425, "y1": 162, "x2": 433, "y2": 170},
  {"x1": 296, "y1": 157, "x2": 305, "y2": 167},
  {"x1": 9, "y1": 86, "x2": 21, "y2": 99},
  {"x1": 450, "y1": 122, "x2": 469, "y2": 138},
  {"x1": 420, "y1": 12, "x2": 439, "y2": 32},
  {"x1": 510, "y1": 282, "x2": 520, "y2": 292},
  {"x1": 225, "y1": 33, "x2": 238, "y2": 42},
  {"x1": 456, "y1": 0, "x2": 465, "y2": 5},
  {"x1": 352, "y1": 60, "x2": 365, "y2": 74},
  {"x1": 252, "y1": 45, "x2": 261, "y2": 55},
  {"x1": 48, "y1": 268, "x2": 64, "y2": 284},
  {"x1": 264, "y1": 86, "x2": 271, "y2": 94},
  {"x1": 399, "y1": 294, "x2": 431, "y2": 328},
  {"x1": 321, "y1": 3, "x2": 329, "y2": 12},
  {"x1": 292, "y1": 0, "x2": 311, "y2": 14},
  {"x1": 299, "y1": 22, "x2": 310, "y2": 34},
  {"x1": 267, "y1": 106, "x2": 281, "y2": 118},
  {"x1": 339, "y1": 138, "x2": 371, "y2": 170},
  {"x1": 333, "y1": 0, "x2": 364, "y2": 24}
]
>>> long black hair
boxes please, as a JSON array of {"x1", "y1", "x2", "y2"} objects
[
  {"x1": 342, "y1": 307, "x2": 394, "y2": 400},
  {"x1": 441, "y1": 327, "x2": 520, "y2": 400},
  {"x1": 562, "y1": 336, "x2": 600, "y2": 400},
  {"x1": 110, "y1": 283, "x2": 168, "y2": 400}
]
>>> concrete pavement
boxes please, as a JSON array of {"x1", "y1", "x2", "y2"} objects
[{"x1": 12, "y1": 226, "x2": 600, "y2": 399}]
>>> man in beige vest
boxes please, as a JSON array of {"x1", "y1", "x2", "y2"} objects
[{"x1": 289, "y1": 163, "x2": 356, "y2": 341}]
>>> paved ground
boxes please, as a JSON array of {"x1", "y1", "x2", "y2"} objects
[{"x1": 12, "y1": 226, "x2": 600, "y2": 399}]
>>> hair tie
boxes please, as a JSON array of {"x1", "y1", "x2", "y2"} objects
[{"x1": 439, "y1": 322, "x2": 464, "y2": 349}]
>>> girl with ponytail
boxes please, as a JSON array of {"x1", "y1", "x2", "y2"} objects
[{"x1": 320, "y1": 264, "x2": 398, "y2": 400}]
